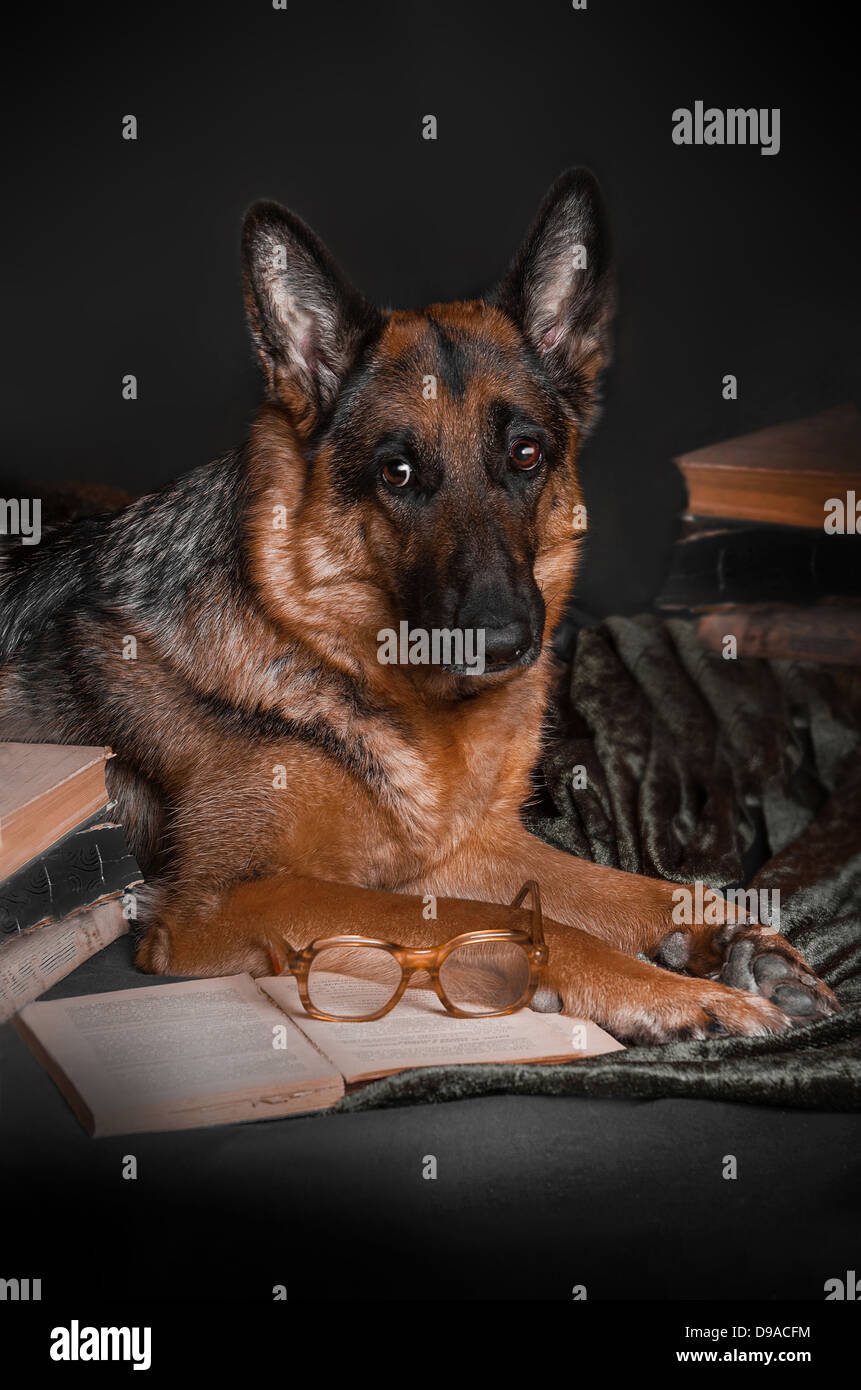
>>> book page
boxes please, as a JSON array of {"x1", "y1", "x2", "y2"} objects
[
  {"x1": 16, "y1": 973, "x2": 342, "y2": 1135},
  {"x1": 260, "y1": 974, "x2": 623, "y2": 1085},
  {"x1": 0, "y1": 898, "x2": 128, "y2": 1022}
]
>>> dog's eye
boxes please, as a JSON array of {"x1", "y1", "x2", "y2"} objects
[
  {"x1": 381, "y1": 458, "x2": 412, "y2": 488},
  {"x1": 509, "y1": 438, "x2": 543, "y2": 471}
]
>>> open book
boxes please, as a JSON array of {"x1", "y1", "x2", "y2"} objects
[{"x1": 15, "y1": 972, "x2": 624, "y2": 1136}]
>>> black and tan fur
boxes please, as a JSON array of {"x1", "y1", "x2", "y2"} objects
[{"x1": 0, "y1": 170, "x2": 838, "y2": 1042}]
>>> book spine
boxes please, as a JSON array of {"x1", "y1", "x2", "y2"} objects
[
  {"x1": 0, "y1": 899, "x2": 129, "y2": 1022},
  {"x1": 0, "y1": 818, "x2": 141, "y2": 938},
  {"x1": 656, "y1": 526, "x2": 861, "y2": 611},
  {"x1": 696, "y1": 606, "x2": 861, "y2": 666}
]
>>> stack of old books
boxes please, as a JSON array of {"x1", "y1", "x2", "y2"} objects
[
  {"x1": 657, "y1": 404, "x2": 861, "y2": 664},
  {"x1": 0, "y1": 743, "x2": 141, "y2": 1020}
]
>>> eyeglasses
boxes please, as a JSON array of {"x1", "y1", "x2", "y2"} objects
[{"x1": 264, "y1": 881, "x2": 548, "y2": 1021}]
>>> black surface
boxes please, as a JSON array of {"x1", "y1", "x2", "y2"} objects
[
  {"x1": 1, "y1": 938, "x2": 859, "y2": 1300},
  {"x1": 3, "y1": 0, "x2": 860, "y2": 615}
]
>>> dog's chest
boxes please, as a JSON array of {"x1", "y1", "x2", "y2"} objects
[
  {"x1": 362, "y1": 684, "x2": 544, "y2": 848},
  {"x1": 259, "y1": 665, "x2": 549, "y2": 881}
]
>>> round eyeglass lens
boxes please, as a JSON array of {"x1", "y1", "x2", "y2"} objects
[
  {"x1": 308, "y1": 946, "x2": 403, "y2": 1018},
  {"x1": 438, "y1": 939, "x2": 531, "y2": 1015}
]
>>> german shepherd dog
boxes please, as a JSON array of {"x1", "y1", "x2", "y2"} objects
[{"x1": 0, "y1": 170, "x2": 838, "y2": 1042}]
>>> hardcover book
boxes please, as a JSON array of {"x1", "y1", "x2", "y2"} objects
[
  {"x1": 0, "y1": 742, "x2": 114, "y2": 880},
  {"x1": 656, "y1": 524, "x2": 861, "y2": 612},
  {"x1": 695, "y1": 600, "x2": 861, "y2": 666},
  {"x1": 0, "y1": 899, "x2": 130, "y2": 1023},
  {"x1": 0, "y1": 809, "x2": 142, "y2": 937},
  {"x1": 674, "y1": 403, "x2": 861, "y2": 529}
]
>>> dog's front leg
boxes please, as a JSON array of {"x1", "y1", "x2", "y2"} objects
[
  {"x1": 412, "y1": 825, "x2": 838, "y2": 1030},
  {"x1": 134, "y1": 872, "x2": 552, "y2": 978},
  {"x1": 412, "y1": 825, "x2": 696, "y2": 953},
  {"x1": 134, "y1": 871, "x2": 794, "y2": 1043}
]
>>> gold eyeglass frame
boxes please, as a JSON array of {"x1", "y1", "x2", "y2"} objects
[{"x1": 264, "y1": 880, "x2": 548, "y2": 1022}]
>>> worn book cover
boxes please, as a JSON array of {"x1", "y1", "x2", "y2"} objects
[
  {"x1": 674, "y1": 404, "x2": 861, "y2": 528},
  {"x1": 0, "y1": 807, "x2": 142, "y2": 937}
]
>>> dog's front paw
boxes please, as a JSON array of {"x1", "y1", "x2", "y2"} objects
[
  {"x1": 654, "y1": 918, "x2": 839, "y2": 1024},
  {"x1": 134, "y1": 924, "x2": 173, "y2": 974},
  {"x1": 607, "y1": 973, "x2": 793, "y2": 1045},
  {"x1": 717, "y1": 929, "x2": 839, "y2": 1023},
  {"x1": 546, "y1": 950, "x2": 794, "y2": 1045}
]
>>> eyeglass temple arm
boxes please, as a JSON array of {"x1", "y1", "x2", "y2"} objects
[
  {"x1": 263, "y1": 932, "x2": 308, "y2": 977},
  {"x1": 509, "y1": 879, "x2": 546, "y2": 949}
]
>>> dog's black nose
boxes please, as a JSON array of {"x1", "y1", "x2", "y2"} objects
[{"x1": 481, "y1": 620, "x2": 534, "y2": 669}]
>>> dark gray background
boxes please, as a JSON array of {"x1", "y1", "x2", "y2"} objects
[
  {"x1": 3, "y1": 5, "x2": 861, "y2": 1304},
  {"x1": 3, "y1": 0, "x2": 859, "y2": 614},
  {"x1": 2, "y1": 941, "x2": 859, "y2": 1302}
]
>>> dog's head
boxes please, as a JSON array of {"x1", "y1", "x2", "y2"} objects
[{"x1": 241, "y1": 171, "x2": 613, "y2": 684}]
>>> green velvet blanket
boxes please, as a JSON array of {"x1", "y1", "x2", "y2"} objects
[{"x1": 338, "y1": 616, "x2": 861, "y2": 1114}]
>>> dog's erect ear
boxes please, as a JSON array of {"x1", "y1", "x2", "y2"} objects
[
  {"x1": 241, "y1": 201, "x2": 381, "y2": 432},
  {"x1": 493, "y1": 169, "x2": 614, "y2": 424}
]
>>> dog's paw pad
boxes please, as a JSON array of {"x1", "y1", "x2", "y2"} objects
[
  {"x1": 752, "y1": 953, "x2": 793, "y2": 985},
  {"x1": 720, "y1": 936, "x2": 756, "y2": 990},
  {"x1": 654, "y1": 929, "x2": 690, "y2": 971},
  {"x1": 719, "y1": 933, "x2": 838, "y2": 1023},
  {"x1": 771, "y1": 983, "x2": 816, "y2": 1017},
  {"x1": 530, "y1": 987, "x2": 564, "y2": 1014}
]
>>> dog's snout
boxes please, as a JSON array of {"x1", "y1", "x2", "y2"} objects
[
  {"x1": 481, "y1": 620, "x2": 533, "y2": 669},
  {"x1": 450, "y1": 577, "x2": 542, "y2": 672}
]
